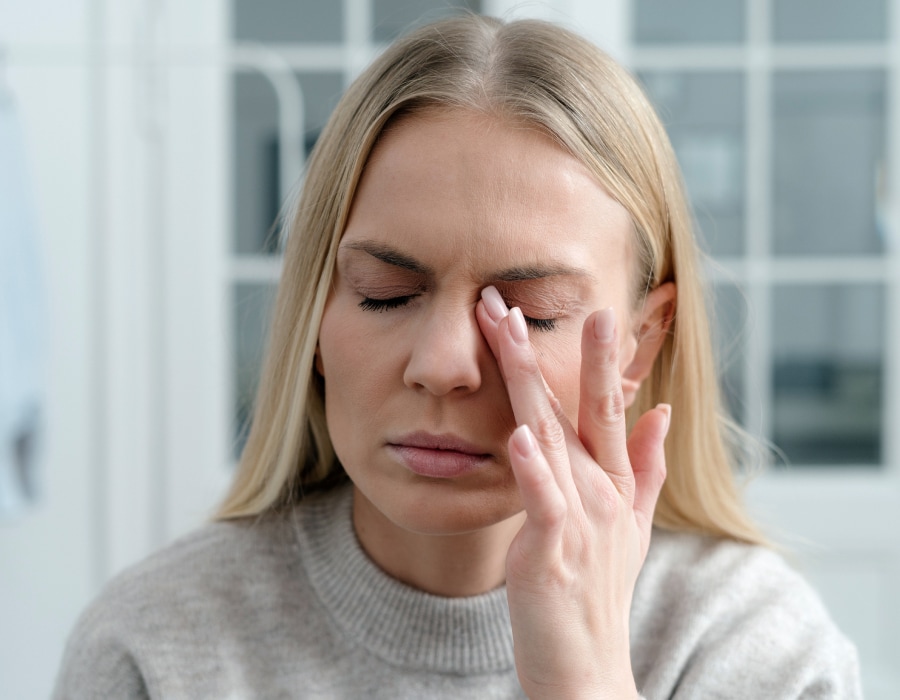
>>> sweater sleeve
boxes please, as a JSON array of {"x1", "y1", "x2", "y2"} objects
[{"x1": 631, "y1": 530, "x2": 863, "y2": 699}]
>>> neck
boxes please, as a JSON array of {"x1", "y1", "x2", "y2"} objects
[{"x1": 351, "y1": 486, "x2": 525, "y2": 597}]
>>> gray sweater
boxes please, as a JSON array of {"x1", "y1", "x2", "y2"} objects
[{"x1": 53, "y1": 485, "x2": 862, "y2": 699}]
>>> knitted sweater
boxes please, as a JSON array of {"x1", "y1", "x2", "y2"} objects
[{"x1": 53, "y1": 485, "x2": 862, "y2": 699}]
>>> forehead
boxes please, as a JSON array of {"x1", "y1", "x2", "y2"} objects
[{"x1": 342, "y1": 110, "x2": 634, "y2": 282}]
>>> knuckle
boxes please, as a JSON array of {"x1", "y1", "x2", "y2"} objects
[
  {"x1": 601, "y1": 340, "x2": 618, "y2": 365},
  {"x1": 593, "y1": 485, "x2": 622, "y2": 525},
  {"x1": 589, "y1": 334, "x2": 618, "y2": 367},
  {"x1": 597, "y1": 386, "x2": 626, "y2": 427},
  {"x1": 532, "y1": 412, "x2": 566, "y2": 452},
  {"x1": 505, "y1": 344, "x2": 538, "y2": 379},
  {"x1": 542, "y1": 493, "x2": 568, "y2": 529}
]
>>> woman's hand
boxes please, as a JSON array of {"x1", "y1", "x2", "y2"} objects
[{"x1": 476, "y1": 286, "x2": 670, "y2": 700}]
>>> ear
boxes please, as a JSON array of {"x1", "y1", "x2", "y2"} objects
[{"x1": 621, "y1": 282, "x2": 676, "y2": 407}]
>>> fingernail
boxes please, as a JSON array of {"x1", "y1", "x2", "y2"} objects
[
  {"x1": 481, "y1": 285, "x2": 509, "y2": 322},
  {"x1": 594, "y1": 307, "x2": 616, "y2": 343},
  {"x1": 511, "y1": 424, "x2": 538, "y2": 458},
  {"x1": 509, "y1": 307, "x2": 529, "y2": 345},
  {"x1": 656, "y1": 403, "x2": 672, "y2": 436}
]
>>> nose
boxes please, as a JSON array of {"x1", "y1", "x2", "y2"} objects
[{"x1": 402, "y1": 301, "x2": 485, "y2": 396}]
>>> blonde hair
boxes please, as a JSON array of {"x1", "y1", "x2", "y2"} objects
[{"x1": 217, "y1": 15, "x2": 765, "y2": 545}]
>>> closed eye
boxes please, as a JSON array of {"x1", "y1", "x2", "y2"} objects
[
  {"x1": 500, "y1": 298, "x2": 559, "y2": 332},
  {"x1": 524, "y1": 316, "x2": 557, "y2": 332},
  {"x1": 358, "y1": 295, "x2": 417, "y2": 312},
  {"x1": 358, "y1": 294, "x2": 558, "y2": 331}
]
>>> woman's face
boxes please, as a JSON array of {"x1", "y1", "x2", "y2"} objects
[{"x1": 317, "y1": 110, "x2": 639, "y2": 536}]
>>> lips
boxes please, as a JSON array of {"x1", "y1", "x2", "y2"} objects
[{"x1": 387, "y1": 431, "x2": 492, "y2": 479}]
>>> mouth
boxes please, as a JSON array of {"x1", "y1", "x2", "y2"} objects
[{"x1": 387, "y1": 431, "x2": 493, "y2": 479}]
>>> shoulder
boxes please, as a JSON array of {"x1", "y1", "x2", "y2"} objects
[
  {"x1": 632, "y1": 528, "x2": 862, "y2": 699},
  {"x1": 91, "y1": 512, "x2": 296, "y2": 619},
  {"x1": 639, "y1": 527, "x2": 816, "y2": 607},
  {"x1": 53, "y1": 512, "x2": 306, "y2": 698}
]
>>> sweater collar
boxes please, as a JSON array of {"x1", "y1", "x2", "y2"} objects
[{"x1": 292, "y1": 485, "x2": 515, "y2": 674}]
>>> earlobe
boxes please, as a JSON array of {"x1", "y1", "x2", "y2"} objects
[{"x1": 622, "y1": 282, "x2": 676, "y2": 407}]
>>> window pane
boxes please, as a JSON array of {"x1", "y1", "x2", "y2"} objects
[
  {"x1": 771, "y1": 284, "x2": 883, "y2": 467},
  {"x1": 711, "y1": 282, "x2": 748, "y2": 426},
  {"x1": 773, "y1": 0, "x2": 887, "y2": 43},
  {"x1": 372, "y1": 0, "x2": 481, "y2": 43},
  {"x1": 233, "y1": 283, "x2": 278, "y2": 459},
  {"x1": 296, "y1": 72, "x2": 345, "y2": 155},
  {"x1": 634, "y1": 0, "x2": 744, "y2": 44},
  {"x1": 232, "y1": 70, "x2": 343, "y2": 255},
  {"x1": 640, "y1": 71, "x2": 745, "y2": 256},
  {"x1": 772, "y1": 70, "x2": 886, "y2": 257},
  {"x1": 233, "y1": 0, "x2": 343, "y2": 43}
]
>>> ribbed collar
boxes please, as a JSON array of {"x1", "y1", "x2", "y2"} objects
[{"x1": 291, "y1": 485, "x2": 515, "y2": 674}]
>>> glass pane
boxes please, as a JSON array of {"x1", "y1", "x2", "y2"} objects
[
  {"x1": 233, "y1": 0, "x2": 343, "y2": 43},
  {"x1": 297, "y1": 71, "x2": 345, "y2": 156},
  {"x1": 711, "y1": 282, "x2": 748, "y2": 425},
  {"x1": 372, "y1": 0, "x2": 481, "y2": 43},
  {"x1": 233, "y1": 283, "x2": 278, "y2": 459},
  {"x1": 640, "y1": 71, "x2": 745, "y2": 256},
  {"x1": 773, "y1": 70, "x2": 886, "y2": 257},
  {"x1": 232, "y1": 70, "x2": 343, "y2": 255},
  {"x1": 773, "y1": 0, "x2": 887, "y2": 43},
  {"x1": 634, "y1": 0, "x2": 744, "y2": 44},
  {"x1": 771, "y1": 284, "x2": 883, "y2": 467}
]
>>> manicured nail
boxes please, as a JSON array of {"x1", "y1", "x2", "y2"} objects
[
  {"x1": 509, "y1": 307, "x2": 529, "y2": 345},
  {"x1": 594, "y1": 307, "x2": 615, "y2": 343},
  {"x1": 512, "y1": 424, "x2": 538, "y2": 458},
  {"x1": 481, "y1": 285, "x2": 509, "y2": 322},
  {"x1": 656, "y1": 403, "x2": 672, "y2": 436}
]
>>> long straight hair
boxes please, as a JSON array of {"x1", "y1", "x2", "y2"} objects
[{"x1": 216, "y1": 15, "x2": 765, "y2": 545}]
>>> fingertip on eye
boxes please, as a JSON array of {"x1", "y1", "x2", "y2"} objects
[
  {"x1": 508, "y1": 307, "x2": 529, "y2": 345},
  {"x1": 481, "y1": 285, "x2": 509, "y2": 322}
]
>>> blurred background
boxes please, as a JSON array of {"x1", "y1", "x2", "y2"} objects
[{"x1": 1, "y1": 0, "x2": 899, "y2": 697}]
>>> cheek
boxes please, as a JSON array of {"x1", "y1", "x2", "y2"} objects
[
  {"x1": 319, "y1": 296, "x2": 388, "y2": 369},
  {"x1": 318, "y1": 303, "x2": 371, "y2": 420},
  {"x1": 317, "y1": 301, "x2": 402, "y2": 421}
]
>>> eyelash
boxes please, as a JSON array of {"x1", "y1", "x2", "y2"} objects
[
  {"x1": 357, "y1": 295, "x2": 558, "y2": 332},
  {"x1": 525, "y1": 317, "x2": 557, "y2": 332},
  {"x1": 358, "y1": 296, "x2": 417, "y2": 312}
]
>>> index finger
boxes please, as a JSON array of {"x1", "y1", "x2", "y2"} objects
[{"x1": 577, "y1": 307, "x2": 634, "y2": 500}]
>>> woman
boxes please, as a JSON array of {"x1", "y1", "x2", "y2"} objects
[{"x1": 55, "y1": 15, "x2": 861, "y2": 699}]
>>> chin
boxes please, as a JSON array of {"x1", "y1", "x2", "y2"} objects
[{"x1": 365, "y1": 478, "x2": 525, "y2": 536}]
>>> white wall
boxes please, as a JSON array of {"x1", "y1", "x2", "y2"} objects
[{"x1": 0, "y1": 2, "x2": 97, "y2": 698}]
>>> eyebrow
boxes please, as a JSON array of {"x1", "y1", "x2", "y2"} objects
[
  {"x1": 343, "y1": 241, "x2": 430, "y2": 274},
  {"x1": 492, "y1": 265, "x2": 592, "y2": 283},
  {"x1": 341, "y1": 239, "x2": 592, "y2": 282}
]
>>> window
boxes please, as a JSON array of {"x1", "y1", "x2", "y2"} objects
[{"x1": 634, "y1": 0, "x2": 893, "y2": 468}]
